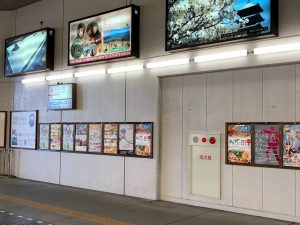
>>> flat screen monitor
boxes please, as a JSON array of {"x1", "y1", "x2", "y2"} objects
[
  {"x1": 48, "y1": 83, "x2": 76, "y2": 110},
  {"x1": 166, "y1": 0, "x2": 278, "y2": 51},
  {"x1": 5, "y1": 28, "x2": 55, "y2": 76},
  {"x1": 68, "y1": 5, "x2": 140, "y2": 66}
]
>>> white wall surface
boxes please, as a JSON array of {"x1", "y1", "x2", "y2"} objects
[{"x1": 160, "y1": 65, "x2": 300, "y2": 223}]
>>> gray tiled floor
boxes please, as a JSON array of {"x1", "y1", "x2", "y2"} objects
[{"x1": 0, "y1": 178, "x2": 297, "y2": 225}]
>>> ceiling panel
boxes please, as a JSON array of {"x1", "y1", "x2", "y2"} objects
[{"x1": 0, "y1": 0, "x2": 41, "y2": 10}]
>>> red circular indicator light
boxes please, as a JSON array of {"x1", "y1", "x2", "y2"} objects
[
  {"x1": 247, "y1": 139, "x2": 251, "y2": 144},
  {"x1": 209, "y1": 137, "x2": 216, "y2": 144},
  {"x1": 202, "y1": 138, "x2": 207, "y2": 143}
]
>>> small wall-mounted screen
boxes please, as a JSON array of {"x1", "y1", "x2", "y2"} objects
[{"x1": 48, "y1": 84, "x2": 76, "y2": 110}]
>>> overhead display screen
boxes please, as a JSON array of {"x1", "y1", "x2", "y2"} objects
[
  {"x1": 68, "y1": 5, "x2": 140, "y2": 66},
  {"x1": 48, "y1": 84, "x2": 76, "y2": 110},
  {"x1": 5, "y1": 28, "x2": 55, "y2": 76},
  {"x1": 166, "y1": 0, "x2": 278, "y2": 51}
]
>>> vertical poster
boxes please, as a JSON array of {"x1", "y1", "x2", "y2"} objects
[
  {"x1": 0, "y1": 112, "x2": 6, "y2": 148},
  {"x1": 227, "y1": 124, "x2": 251, "y2": 164},
  {"x1": 75, "y1": 124, "x2": 88, "y2": 152},
  {"x1": 63, "y1": 124, "x2": 75, "y2": 151},
  {"x1": 283, "y1": 124, "x2": 300, "y2": 168},
  {"x1": 50, "y1": 124, "x2": 61, "y2": 151},
  {"x1": 39, "y1": 124, "x2": 50, "y2": 150},
  {"x1": 254, "y1": 124, "x2": 281, "y2": 166},
  {"x1": 10, "y1": 111, "x2": 37, "y2": 149},
  {"x1": 119, "y1": 124, "x2": 134, "y2": 155},
  {"x1": 103, "y1": 124, "x2": 118, "y2": 154},
  {"x1": 135, "y1": 123, "x2": 152, "y2": 157},
  {"x1": 88, "y1": 123, "x2": 102, "y2": 153}
]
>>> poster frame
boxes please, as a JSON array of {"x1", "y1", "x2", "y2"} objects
[
  {"x1": 103, "y1": 123, "x2": 119, "y2": 156},
  {"x1": 118, "y1": 122, "x2": 135, "y2": 156},
  {"x1": 225, "y1": 122, "x2": 253, "y2": 166},
  {"x1": 75, "y1": 123, "x2": 89, "y2": 152},
  {"x1": 67, "y1": 4, "x2": 140, "y2": 66},
  {"x1": 9, "y1": 110, "x2": 38, "y2": 150},
  {"x1": 165, "y1": 0, "x2": 279, "y2": 52},
  {"x1": 0, "y1": 111, "x2": 7, "y2": 148},
  {"x1": 134, "y1": 122, "x2": 154, "y2": 159},
  {"x1": 38, "y1": 123, "x2": 50, "y2": 150}
]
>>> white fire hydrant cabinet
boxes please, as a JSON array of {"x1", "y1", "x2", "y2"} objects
[{"x1": 189, "y1": 133, "x2": 221, "y2": 199}]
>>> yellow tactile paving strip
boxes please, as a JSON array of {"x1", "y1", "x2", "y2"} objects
[{"x1": 0, "y1": 194, "x2": 134, "y2": 225}]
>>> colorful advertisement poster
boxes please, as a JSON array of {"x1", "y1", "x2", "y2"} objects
[
  {"x1": 88, "y1": 124, "x2": 102, "y2": 153},
  {"x1": 50, "y1": 124, "x2": 61, "y2": 151},
  {"x1": 0, "y1": 112, "x2": 6, "y2": 147},
  {"x1": 75, "y1": 124, "x2": 88, "y2": 152},
  {"x1": 254, "y1": 124, "x2": 280, "y2": 166},
  {"x1": 119, "y1": 124, "x2": 134, "y2": 154},
  {"x1": 10, "y1": 111, "x2": 37, "y2": 149},
  {"x1": 103, "y1": 124, "x2": 118, "y2": 154},
  {"x1": 63, "y1": 124, "x2": 75, "y2": 151},
  {"x1": 69, "y1": 6, "x2": 137, "y2": 65},
  {"x1": 227, "y1": 124, "x2": 251, "y2": 164},
  {"x1": 166, "y1": 0, "x2": 276, "y2": 51},
  {"x1": 283, "y1": 125, "x2": 300, "y2": 168},
  {"x1": 135, "y1": 123, "x2": 152, "y2": 157},
  {"x1": 39, "y1": 124, "x2": 50, "y2": 150}
]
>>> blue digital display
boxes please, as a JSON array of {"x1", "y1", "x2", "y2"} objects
[
  {"x1": 48, "y1": 84, "x2": 75, "y2": 110},
  {"x1": 5, "y1": 28, "x2": 54, "y2": 76}
]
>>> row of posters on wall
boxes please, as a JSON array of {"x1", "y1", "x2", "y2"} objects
[
  {"x1": 226, "y1": 123, "x2": 300, "y2": 169},
  {"x1": 39, "y1": 122, "x2": 153, "y2": 158}
]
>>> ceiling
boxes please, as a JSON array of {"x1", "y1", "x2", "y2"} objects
[{"x1": 0, "y1": 0, "x2": 41, "y2": 10}]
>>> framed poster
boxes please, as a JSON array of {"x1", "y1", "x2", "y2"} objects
[
  {"x1": 10, "y1": 111, "x2": 38, "y2": 149},
  {"x1": 119, "y1": 123, "x2": 134, "y2": 155},
  {"x1": 166, "y1": 0, "x2": 278, "y2": 51},
  {"x1": 63, "y1": 124, "x2": 75, "y2": 151},
  {"x1": 0, "y1": 111, "x2": 7, "y2": 148},
  {"x1": 39, "y1": 124, "x2": 50, "y2": 150},
  {"x1": 253, "y1": 124, "x2": 281, "y2": 166},
  {"x1": 50, "y1": 124, "x2": 61, "y2": 151},
  {"x1": 88, "y1": 123, "x2": 102, "y2": 153},
  {"x1": 283, "y1": 124, "x2": 300, "y2": 168},
  {"x1": 75, "y1": 124, "x2": 88, "y2": 152},
  {"x1": 68, "y1": 5, "x2": 140, "y2": 66},
  {"x1": 103, "y1": 123, "x2": 118, "y2": 154},
  {"x1": 226, "y1": 123, "x2": 252, "y2": 164},
  {"x1": 135, "y1": 123, "x2": 153, "y2": 157}
]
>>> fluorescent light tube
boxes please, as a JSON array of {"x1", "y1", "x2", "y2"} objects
[
  {"x1": 107, "y1": 65, "x2": 144, "y2": 74},
  {"x1": 74, "y1": 70, "x2": 106, "y2": 78},
  {"x1": 21, "y1": 77, "x2": 45, "y2": 84},
  {"x1": 146, "y1": 58, "x2": 190, "y2": 69},
  {"x1": 194, "y1": 50, "x2": 248, "y2": 63},
  {"x1": 46, "y1": 73, "x2": 74, "y2": 81},
  {"x1": 254, "y1": 43, "x2": 300, "y2": 55}
]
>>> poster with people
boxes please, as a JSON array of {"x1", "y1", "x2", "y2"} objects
[
  {"x1": 50, "y1": 124, "x2": 61, "y2": 151},
  {"x1": 88, "y1": 124, "x2": 102, "y2": 153},
  {"x1": 283, "y1": 124, "x2": 300, "y2": 168},
  {"x1": 10, "y1": 111, "x2": 37, "y2": 149},
  {"x1": 39, "y1": 124, "x2": 50, "y2": 150},
  {"x1": 103, "y1": 124, "x2": 118, "y2": 154},
  {"x1": 69, "y1": 6, "x2": 136, "y2": 65},
  {"x1": 119, "y1": 124, "x2": 134, "y2": 155},
  {"x1": 75, "y1": 124, "x2": 88, "y2": 152},
  {"x1": 227, "y1": 124, "x2": 251, "y2": 164},
  {"x1": 63, "y1": 124, "x2": 75, "y2": 151},
  {"x1": 135, "y1": 123, "x2": 152, "y2": 157},
  {"x1": 254, "y1": 124, "x2": 281, "y2": 166}
]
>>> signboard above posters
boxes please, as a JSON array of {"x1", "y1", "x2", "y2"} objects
[
  {"x1": 48, "y1": 84, "x2": 76, "y2": 110},
  {"x1": 10, "y1": 111, "x2": 38, "y2": 150},
  {"x1": 166, "y1": 0, "x2": 278, "y2": 51},
  {"x1": 68, "y1": 5, "x2": 140, "y2": 66}
]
